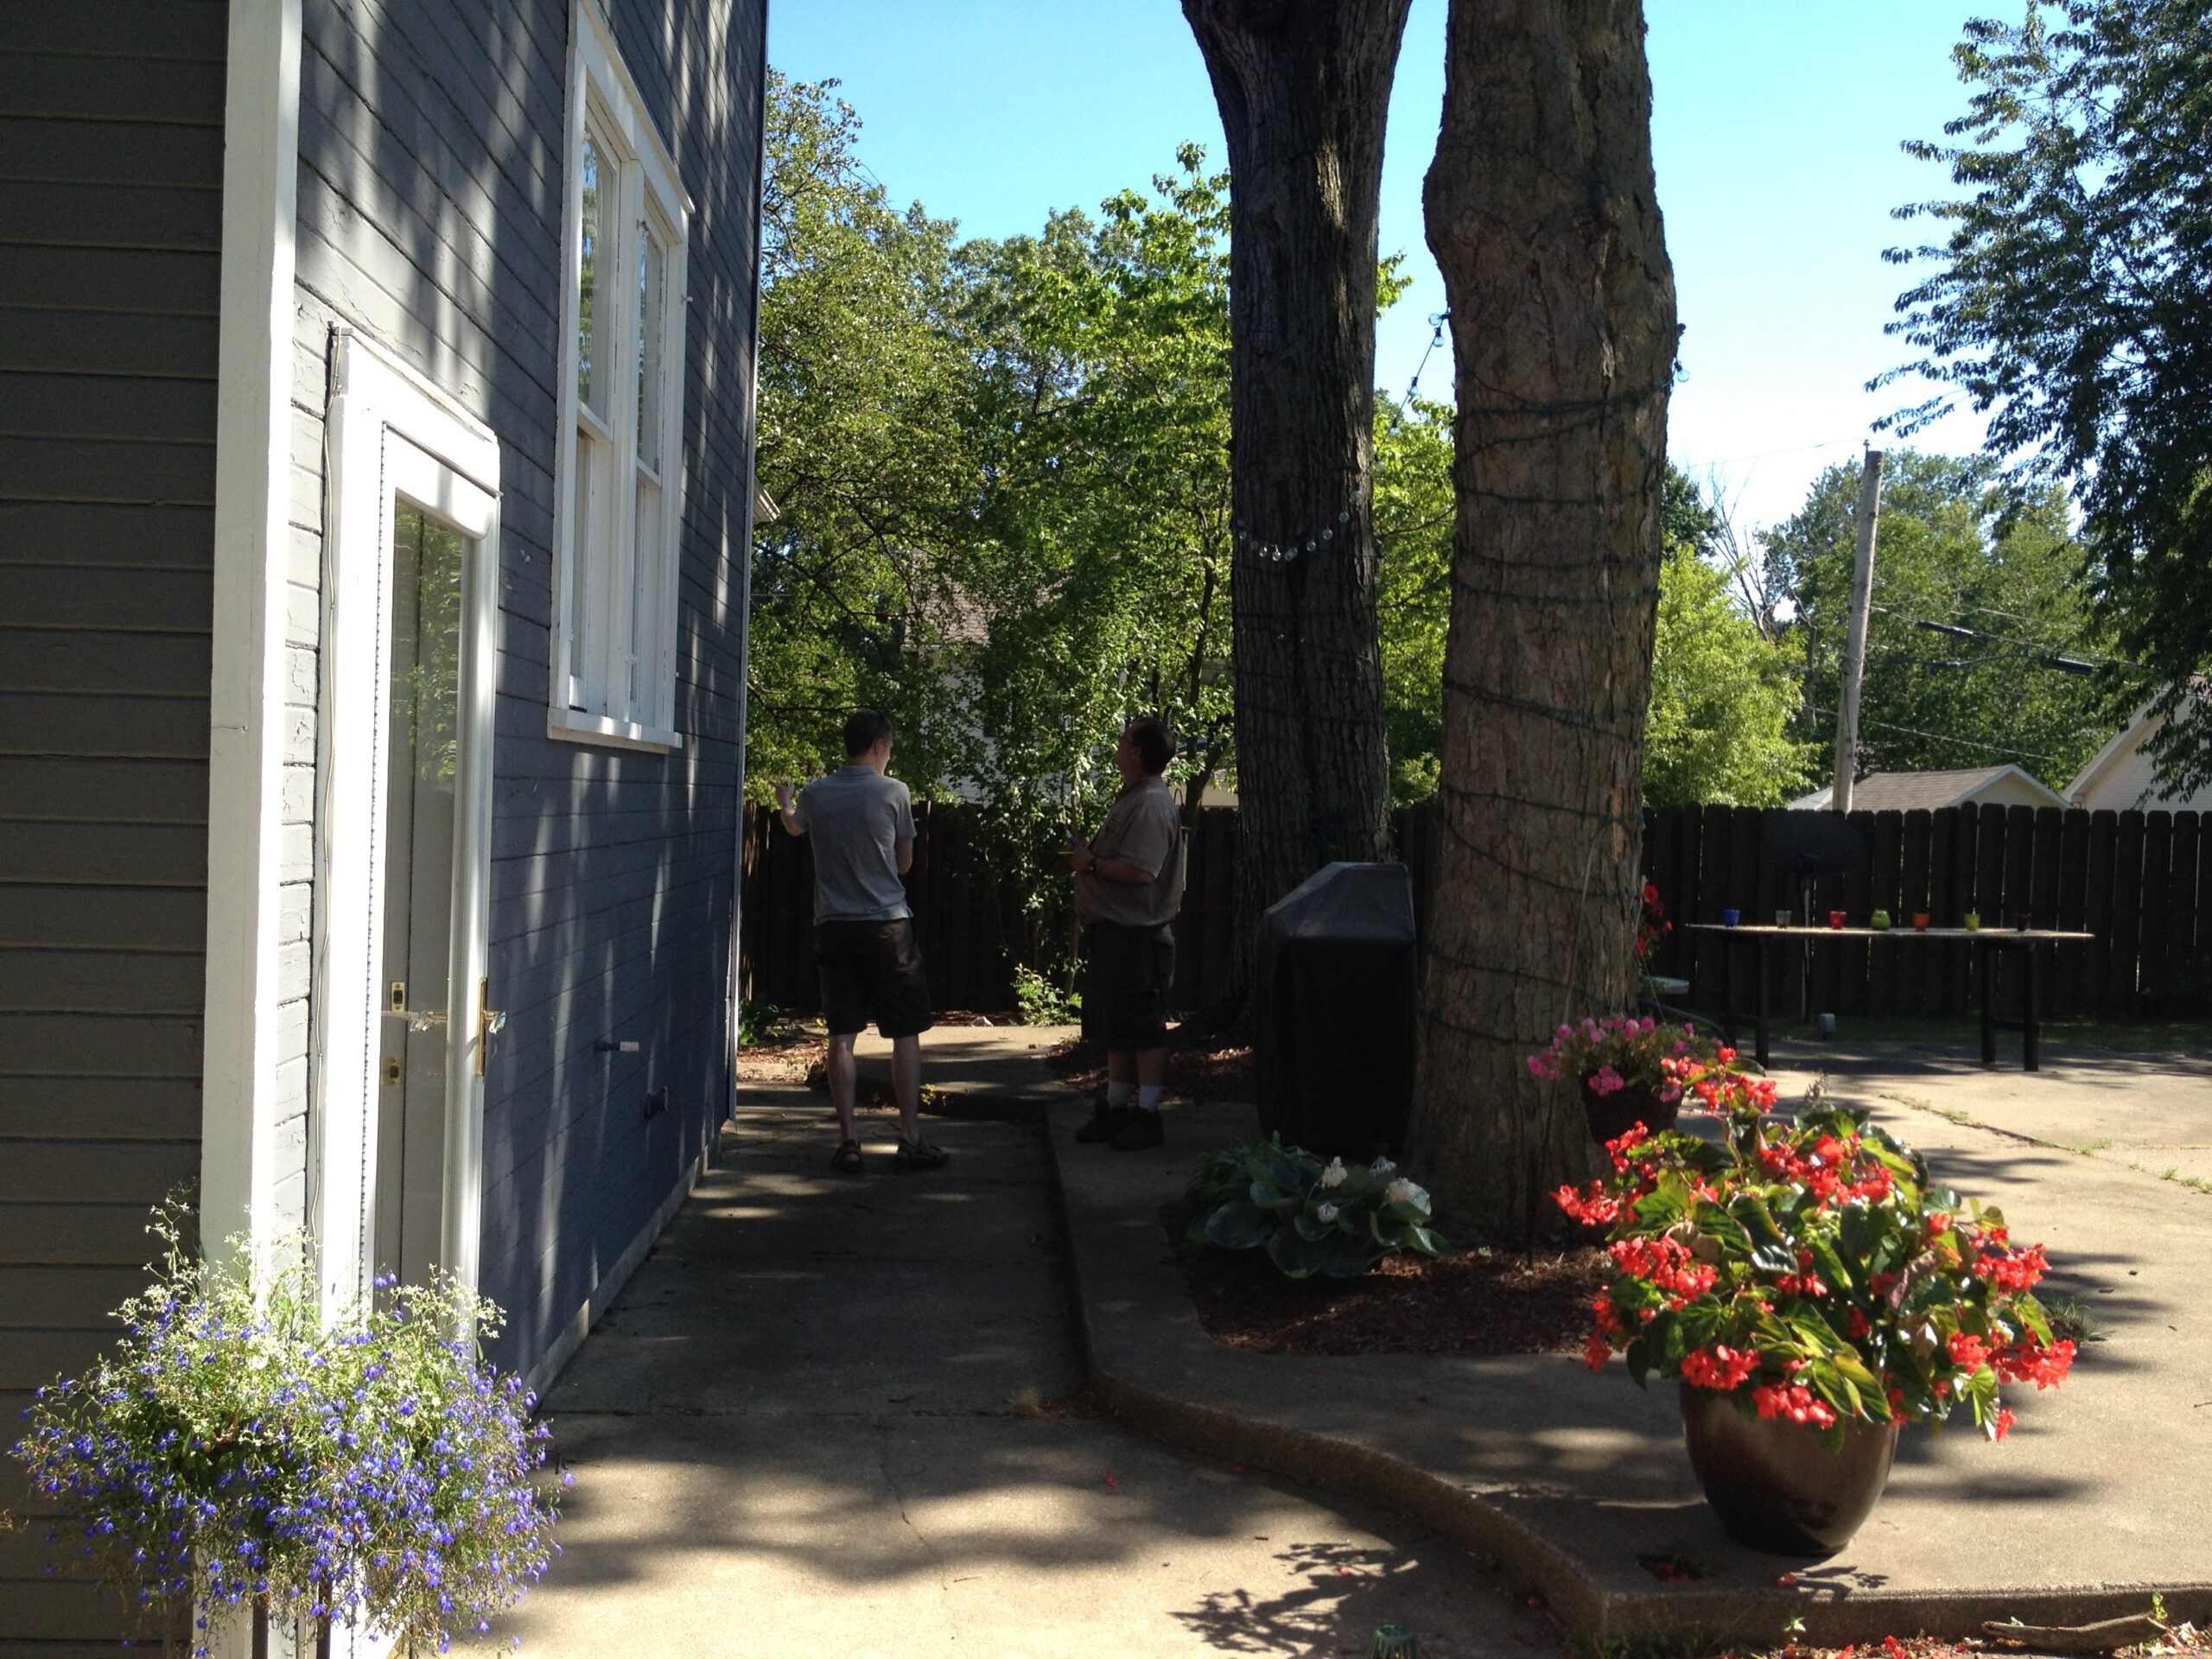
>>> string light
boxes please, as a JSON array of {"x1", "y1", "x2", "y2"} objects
[{"x1": 1231, "y1": 490, "x2": 1365, "y2": 563}]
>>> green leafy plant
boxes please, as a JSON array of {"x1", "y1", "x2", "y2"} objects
[
  {"x1": 10, "y1": 1207, "x2": 562, "y2": 1656},
  {"x1": 1185, "y1": 1136, "x2": 1446, "y2": 1279},
  {"x1": 1013, "y1": 964, "x2": 1080, "y2": 1027},
  {"x1": 1556, "y1": 1056, "x2": 2075, "y2": 1447},
  {"x1": 737, "y1": 998, "x2": 789, "y2": 1046}
]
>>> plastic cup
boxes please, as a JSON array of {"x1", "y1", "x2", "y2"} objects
[
  {"x1": 1912, "y1": 912, "x2": 1930, "y2": 931},
  {"x1": 1721, "y1": 907, "x2": 1740, "y2": 927},
  {"x1": 1775, "y1": 908, "x2": 1793, "y2": 929},
  {"x1": 1827, "y1": 910, "x2": 1846, "y2": 930}
]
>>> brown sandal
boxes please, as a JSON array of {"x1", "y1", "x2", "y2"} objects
[
  {"x1": 830, "y1": 1139, "x2": 865, "y2": 1174},
  {"x1": 893, "y1": 1138, "x2": 948, "y2": 1172}
]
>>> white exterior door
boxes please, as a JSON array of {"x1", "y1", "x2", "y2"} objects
[{"x1": 315, "y1": 332, "x2": 501, "y2": 1318}]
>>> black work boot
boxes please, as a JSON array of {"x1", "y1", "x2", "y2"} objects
[{"x1": 1074, "y1": 1100, "x2": 1132, "y2": 1144}]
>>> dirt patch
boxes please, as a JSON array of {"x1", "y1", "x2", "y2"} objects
[
  {"x1": 1167, "y1": 1198, "x2": 1609, "y2": 1357},
  {"x1": 734, "y1": 1034, "x2": 823, "y2": 1084},
  {"x1": 1053, "y1": 1027, "x2": 1256, "y2": 1103}
]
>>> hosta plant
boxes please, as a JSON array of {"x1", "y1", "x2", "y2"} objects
[
  {"x1": 10, "y1": 1208, "x2": 563, "y2": 1656},
  {"x1": 1555, "y1": 1059, "x2": 2073, "y2": 1446},
  {"x1": 1186, "y1": 1136, "x2": 1446, "y2": 1279}
]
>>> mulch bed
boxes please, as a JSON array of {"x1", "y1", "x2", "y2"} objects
[
  {"x1": 1052, "y1": 1026, "x2": 1255, "y2": 1103},
  {"x1": 1166, "y1": 1197, "x2": 1610, "y2": 1357}
]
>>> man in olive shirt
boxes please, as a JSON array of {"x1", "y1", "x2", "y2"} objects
[
  {"x1": 1068, "y1": 716, "x2": 1185, "y2": 1151},
  {"x1": 774, "y1": 709, "x2": 947, "y2": 1174}
]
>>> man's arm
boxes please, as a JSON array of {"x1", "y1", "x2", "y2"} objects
[
  {"x1": 1069, "y1": 844, "x2": 1154, "y2": 886},
  {"x1": 774, "y1": 779, "x2": 806, "y2": 837},
  {"x1": 896, "y1": 836, "x2": 914, "y2": 876}
]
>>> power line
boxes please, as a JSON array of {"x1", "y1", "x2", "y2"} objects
[{"x1": 1806, "y1": 705, "x2": 2067, "y2": 763}]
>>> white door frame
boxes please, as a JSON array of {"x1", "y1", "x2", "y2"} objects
[{"x1": 314, "y1": 327, "x2": 501, "y2": 1319}]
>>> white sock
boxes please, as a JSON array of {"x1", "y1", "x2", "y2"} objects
[
  {"x1": 1107, "y1": 1079, "x2": 1133, "y2": 1108},
  {"x1": 1138, "y1": 1084, "x2": 1164, "y2": 1114}
]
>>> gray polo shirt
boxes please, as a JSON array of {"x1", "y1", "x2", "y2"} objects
[{"x1": 793, "y1": 765, "x2": 916, "y2": 924}]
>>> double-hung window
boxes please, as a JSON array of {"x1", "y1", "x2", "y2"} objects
[{"x1": 553, "y1": 2, "x2": 690, "y2": 748}]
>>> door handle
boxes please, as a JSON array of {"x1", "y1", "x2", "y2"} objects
[{"x1": 476, "y1": 978, "x2": 505, "y2": 1077}]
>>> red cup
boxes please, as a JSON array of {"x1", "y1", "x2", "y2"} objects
[
  {"x1": 1912, "y1": 912, "x2": 1930, "y2": 931},
  {"x1": 1827, "y1": 910, "x2": 1846, "y2": 930}
]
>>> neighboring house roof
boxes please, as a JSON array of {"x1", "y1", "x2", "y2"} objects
[
  {"x1": 1789, "y1": 765, "x2": 2069, "y2": 813},
  {"x1": 2067, "y1": 704, "x2": 2212, "y2": 812}
]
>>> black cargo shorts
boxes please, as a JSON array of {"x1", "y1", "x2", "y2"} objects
[
  {"x1": 1081, "y1": 921, "x2": 1175, "y2": 1052},
  {"x1": 815, "y1": 917, "x2": 933, "y2": 1039}
]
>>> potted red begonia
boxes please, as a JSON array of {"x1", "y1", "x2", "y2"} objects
[{"x1": 1553, "y1": 1053, "x2": 2074, "y2": 1555}]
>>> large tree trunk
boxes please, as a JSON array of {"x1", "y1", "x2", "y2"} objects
[
  {"x1": 1183, "y1": 0, "x2": 1409, "y2": 1020},
  {"x1": 1408, "y1": 0, "x2": 1677, "y2": 1239}
]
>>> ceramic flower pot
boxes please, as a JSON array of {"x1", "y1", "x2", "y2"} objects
[
  {"x1": 1679, "y1": 1383, "x2": 1898, "y2": 1556},
  {"x1": 1580, "y1": 1077, "x2": 1678, "y2": 1146}
]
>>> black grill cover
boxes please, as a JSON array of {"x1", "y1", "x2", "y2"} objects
[{"x1": 1255, "y1": 861, "x2": 1418, "y2": 1157}]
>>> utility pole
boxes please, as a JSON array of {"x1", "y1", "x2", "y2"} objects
[{"x1": 1832, "y1": 446, "x2": 1885, "y2": 815}]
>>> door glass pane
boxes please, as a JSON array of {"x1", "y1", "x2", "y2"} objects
[
  {"x1": 377, "y1": 499, "x2": 466, "y2": 1288},
  {"x1": 636, "y1": 226, "x2": 664, "y2": 473},
  {"x1": 577, "y1": 131, "x2": 603, "y2": 418}
]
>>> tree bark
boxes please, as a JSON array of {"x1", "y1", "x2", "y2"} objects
[
  {"x1": 1183, "y1": 0, "x2": 1409, "y2": 1018},
  {"x1": 1408, "y1": 0, "x2": 1677, "y2": 1238}
]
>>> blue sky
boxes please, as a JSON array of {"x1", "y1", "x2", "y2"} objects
[{"x1": 767, "y1": 1, "x2": 1995, "y2": 532}]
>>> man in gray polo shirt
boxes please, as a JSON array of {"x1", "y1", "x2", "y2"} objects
[
  {"x1": 774, "y1": 709, "x2": 947, "y2": 1174},
  {"x1": 1067, "y1": 715, "x2": 1185, "y2": 1151}
]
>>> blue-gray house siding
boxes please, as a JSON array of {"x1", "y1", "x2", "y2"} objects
[
  {"x1": 0, "y1": 3, "x2": 226, "y2": 1648},
  {"x1": 0, "y1": 0, "x2": 761, "y2": 1644},
  {"x1": 285, "y1": 0, "x2": 762, "y2": 1373}
]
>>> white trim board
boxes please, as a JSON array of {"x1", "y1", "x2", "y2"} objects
[
  {"x1": 202, "y1": 0, "x2": 304, "y2": 1281},
  {"x1": 313, "y1": 327, "x2": 502, "y2": 1320}
]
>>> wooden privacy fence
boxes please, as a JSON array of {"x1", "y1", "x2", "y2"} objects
[
  {"x1": 1641, "y1": 802, "x2": 2208, "y2": 1020},
  {"x1": 741, "y1": 800, "x2": 2208, "y2": 1020}
]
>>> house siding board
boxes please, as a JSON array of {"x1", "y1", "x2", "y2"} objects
[
  {"x1": 288, "y1": 0, "x2": 759, "y2": 1383},
  {"x1": 0, "y1": 8, "x2": 226, "y2": 1637}
]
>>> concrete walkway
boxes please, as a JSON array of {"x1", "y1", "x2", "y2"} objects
[
  {"x1": 502, "y1": 1083, "x2": 1564, "y2": 1659},
  {"x1": 1050, "y1": 1061, "x2": 2212, "y2": 1648}
]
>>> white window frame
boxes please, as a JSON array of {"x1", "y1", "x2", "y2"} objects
[{"x1": 550, "y1": 0, "x2": 691, "y2": 751}]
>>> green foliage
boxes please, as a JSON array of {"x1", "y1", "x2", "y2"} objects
[
  {"x1": 1764, "y1": 450, "x2": 2107, "y2": 785},
  {"x1": 1373, "y1": 399, "x2": 1455, "y2": 804},
  {"x1": 749, "y1": 73, "x2": 976, "y2": 791},
  {"x1": 1012, "y1": 965, "x2": 1080, "y2": 1027},
  {"x1": 1885, "y1": 2, "x2": 2209, "y2": 791},
  {"x1": 1645, "y1": 471, "x2": 1815, "y2": 806},
  {"x1": 1185, "y1": 1137, "x2": 1446, "y2": 1280},
  {"x1": 736, "y1": 1000, "x2": 787, "y2": 1046}
]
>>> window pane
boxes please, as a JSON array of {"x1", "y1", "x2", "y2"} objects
[
  {"x1": 577, "y1": 132, "x2": 602, "y2": 417},
  {"x1": 632, "y1": 478, "x2": 661, "y2": 721},
  {"x1": 569, "y1": 426, "x2": 594, "y2": 709},
  {"x1": 636, "y1": 226, "x2": 664, "y2": 474}
]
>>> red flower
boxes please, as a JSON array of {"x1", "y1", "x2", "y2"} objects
[
  {"x1": 1582, "y1": 1332, "x2": 1612, "y2": 1370},
  {"x1": 1680, "y1": 1344, "x2": 1759, "y2": 1390},
  {"x1": 1751, "y1": 1382, "x2": 1837, "y2": 1428}
]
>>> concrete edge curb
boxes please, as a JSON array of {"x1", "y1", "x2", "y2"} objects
[{"x1": 1039, "y1": 1108, "x2": 2212, "y2": 1651}]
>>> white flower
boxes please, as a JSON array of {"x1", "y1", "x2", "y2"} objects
[
  {"x1": 1319, "y1": 1157, "x2": 1348, "y2": 1189},
  {"x1": 1369, "y1": 1157, "x2": 1397, "y2": 1178},
  {"x1": 1385, "y1": 1178, "x2": 1425, "y2": 1208},
  {"x1": 1316, "y1": 1203, "x2": 1340, "y2": 1224}
]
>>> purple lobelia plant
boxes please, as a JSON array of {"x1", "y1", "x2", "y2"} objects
[{"x1": 10, "y1": 1205, "x2": 563, "y2": 1656}]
